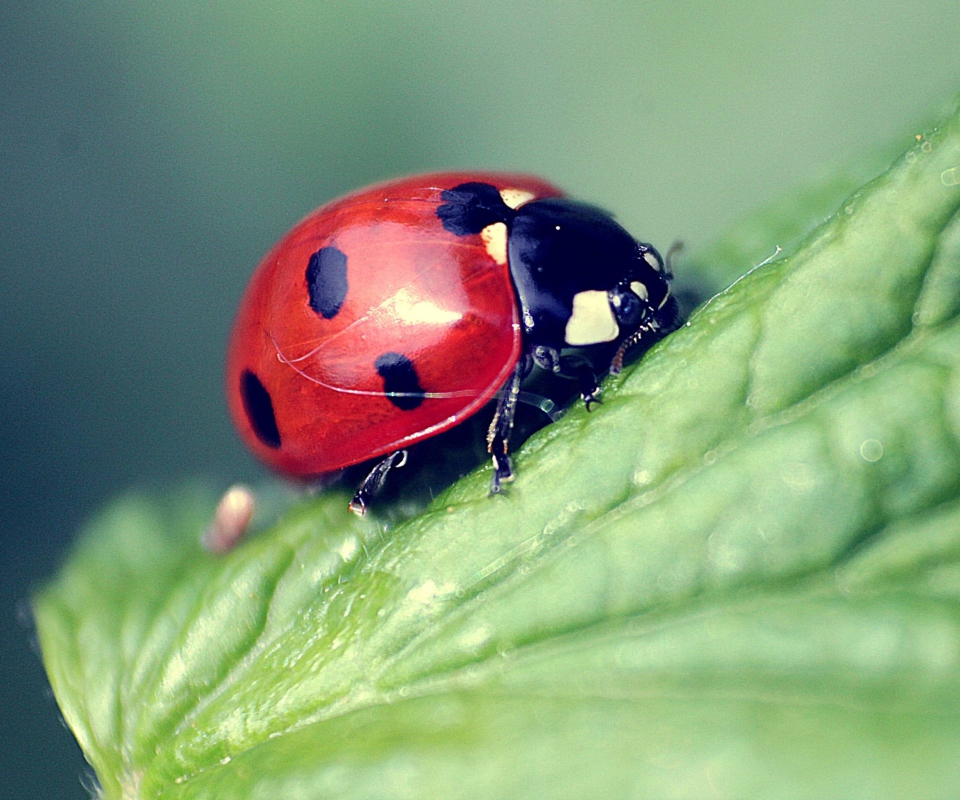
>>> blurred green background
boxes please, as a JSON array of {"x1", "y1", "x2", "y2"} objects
[{"x1": 2, "y1": 2, "x2": 960, "y2": 797}]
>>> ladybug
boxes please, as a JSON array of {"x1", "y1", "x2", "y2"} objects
[{"x1": 226, "y1": 172, "x2": 679, "y2": 515}]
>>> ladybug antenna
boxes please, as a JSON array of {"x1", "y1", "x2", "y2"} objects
[{"x1": 664, "y1": 240, "x2": 683, "y2": 279}]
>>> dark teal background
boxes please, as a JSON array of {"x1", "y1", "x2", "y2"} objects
[{"x1": 2, "y1": 2, "x2": 959, "y2": 797}]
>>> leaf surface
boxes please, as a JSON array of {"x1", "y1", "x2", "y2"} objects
[{"x1": 34, "y1": 99, "x2": 960, "y2": 799}]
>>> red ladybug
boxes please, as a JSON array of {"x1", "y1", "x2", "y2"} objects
[{"x1": 227, "y1": 172, "x2": 678, "y2": 514}]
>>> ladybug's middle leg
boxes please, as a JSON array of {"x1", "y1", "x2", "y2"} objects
[{"x1": 487, "y1": 356, "x2": 531, "y2": 495}]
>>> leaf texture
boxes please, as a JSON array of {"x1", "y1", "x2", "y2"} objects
[{"x1": 35, "y1": 98, "x2": 960, "y2": 799}]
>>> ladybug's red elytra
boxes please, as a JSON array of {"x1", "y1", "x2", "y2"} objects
[{"x1": 226, "y1": 172, "x2": 679, "y2": 515}]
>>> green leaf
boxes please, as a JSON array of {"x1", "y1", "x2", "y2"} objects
[{"x1": 35, "y1": 97, "x2": 960, "y2": 800}]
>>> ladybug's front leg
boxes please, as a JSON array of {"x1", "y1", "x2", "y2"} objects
[
  {"x1": 556, "y1": 354, "x2": 603, "y2": 410},
  {"x1": 487, "y1": 356, "x2": 531, "y2": 494},
  {"x1": 533, "y1": 346, "x2": 602, "y2": 410}
]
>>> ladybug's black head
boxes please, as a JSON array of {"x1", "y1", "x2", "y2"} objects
[
  {"x1": 605, "y1": 242, "x2": 681, "y2": 372},
  {"x1": 606, "y1": 242, "x2": 673, "y2": 331},
  {"x1": 507, "y1": 198, "x2": 677, "y2": 352}
]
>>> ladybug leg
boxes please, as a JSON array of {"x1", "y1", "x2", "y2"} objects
[
  {"x1": 487, "y1": 356, "x2": 530, "y2": 495},
  {"x1": 533, "y1": 347, "x2": 602, "y2": 409},
  {"x1": 349, "y1": 450, "x2": 408, "y2": 516},
  {"x1": 556, "y1": 354, "x2": 603, "y2": 410}
]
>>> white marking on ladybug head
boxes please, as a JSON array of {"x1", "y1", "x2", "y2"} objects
[
  {"x1": 565, "y1": 290, "x2": 619, "y2": 346},
  {"x1": 499, "y1": 188, "x2": 536, "y2": 209},
  {"x1": 630, "y1": 281, "x2": 649, "y2": 301},
  {"x1": 643, "y1": 251, "x2": 662, "y2": 271},
  {"x1": 481, "y1": 222, "x2": 508, "y2": 265}
]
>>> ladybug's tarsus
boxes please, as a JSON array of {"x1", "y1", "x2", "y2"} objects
[
  {"x1": 559, "y1": 356, "x2": 603, "y2": 410},
  {"x1": 582, "y1": 390, "x2": 603, "y2": 411},
  {"x1": 349, "y1": 450, "x2": 408, "y2": 516},
  {"x1": 489, "y1": 450, "x2": 514, "y2": 495},
  {"x1": 487, "y1": 357, "x2": 527, "y2": 495}
]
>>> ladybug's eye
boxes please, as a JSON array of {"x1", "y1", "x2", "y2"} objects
[{"x1": 608, "y1": 283, "x2": 650, "y2": 329}]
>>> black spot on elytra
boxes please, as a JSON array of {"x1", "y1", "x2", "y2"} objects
[
  {"x1": 436, "y1": 182, "x2": 514, "y2": 236},
  {"x1": 375, "y1": 353, "x2": 425, "y2": 411},
  {"x1": 240, "y1": 370, "x2": 281, "y2": 448},
  {"x1": 306, "y1": 246, "x2": 348, "y2": 318}
]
